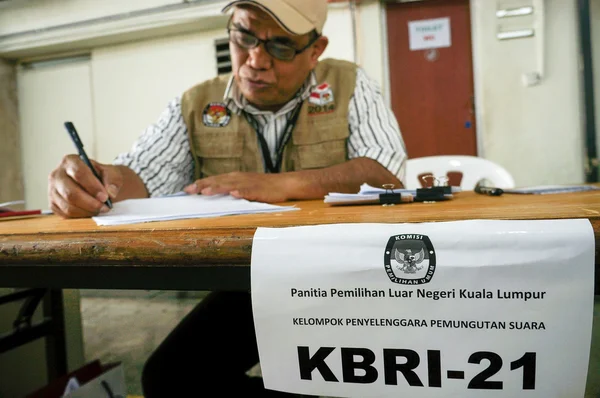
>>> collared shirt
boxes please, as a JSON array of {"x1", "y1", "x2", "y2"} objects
[
  {"x1": 114, "y1": 67, "x2": 407, "y2": 197},
  {"x1": 224, "y1": 71, "x2": 317, "y2": 168}
]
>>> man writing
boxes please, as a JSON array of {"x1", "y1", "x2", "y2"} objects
[{"x1": 48, "y1": 0, "x2": 407, "y2": 395}]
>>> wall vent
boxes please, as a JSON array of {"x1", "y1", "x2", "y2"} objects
[{"x1": 215, "y1": 38, "x2": 231, "y2": 75}]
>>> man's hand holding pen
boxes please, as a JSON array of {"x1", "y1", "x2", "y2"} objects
[{"x1": 48, "y1": 155, "x2": 123, "y2": 218}]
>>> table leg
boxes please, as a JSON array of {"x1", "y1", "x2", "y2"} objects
[{"x1": 43, "y1": 289, "x2": 68, "y2": 381}]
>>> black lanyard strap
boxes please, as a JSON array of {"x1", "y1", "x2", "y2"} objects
[{"x1": 244, "y1": 103, "x2": 303, "y2": 173}]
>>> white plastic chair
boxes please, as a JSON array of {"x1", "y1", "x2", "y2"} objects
[{"x1": 404, "y1": 155, "x2": 515, "y2": 190}]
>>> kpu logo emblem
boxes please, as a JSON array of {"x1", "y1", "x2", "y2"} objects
[
  {"x1": 309, "y1": 83, "x2": 334, "y2": 106},
  {"x1": 384, "y1": 234, "x2": 436, "y2": 285},
  {"x1": 308, "y1": 82, "x2": 335, "y2": 115},
  {"x1": 203, "y1": 102, "x2": 231, "y2": 127}
]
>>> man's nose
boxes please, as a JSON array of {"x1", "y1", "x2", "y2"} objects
[{"x1": 246, "y1": 43, "x2": 272, "y2": 70}]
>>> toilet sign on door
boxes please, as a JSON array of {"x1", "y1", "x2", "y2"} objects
[{"x1": 409, "y1": 17, "x2": 451, "y2": 51}]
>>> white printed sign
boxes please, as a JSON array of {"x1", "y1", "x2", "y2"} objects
[
  {"x1": 250, "y1": 220, "x2": 595, "y2": 397},
  {"x1": 409, "y1": 17, "x2": 451, "y2": 50}
]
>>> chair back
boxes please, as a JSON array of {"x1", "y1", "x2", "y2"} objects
[{"x1": 405, "y1": 155, "x2": 515, "y2": 190}]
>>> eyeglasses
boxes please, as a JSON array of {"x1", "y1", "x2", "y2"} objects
[{"x1": 227, "y1": 26, "x2": 320, "y2": 61}]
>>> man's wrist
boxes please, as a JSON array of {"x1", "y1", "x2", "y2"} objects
[
  {"x1": 114, "y1": 165, "x2": 149, "y2": 200},
  {"x1": 277, "y1": 172, "x2": 303, "y2": 201}
]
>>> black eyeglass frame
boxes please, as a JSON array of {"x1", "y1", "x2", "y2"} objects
[{"x1": 227, "y1": 22, "x2": 321, "y2": 61}]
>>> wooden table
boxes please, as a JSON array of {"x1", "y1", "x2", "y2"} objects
[
  {"x1": 0, "y1": 191, "x2": 599, "y2": 383},
  {"x1": 1, "y1": 191, "x2": 599, "y2": 292}
]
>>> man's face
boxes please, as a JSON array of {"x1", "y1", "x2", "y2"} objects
[{"x1": 229, "y1": 6, "x2": 328, "y2": 111}]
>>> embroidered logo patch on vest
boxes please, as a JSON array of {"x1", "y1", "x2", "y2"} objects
[
  {"x1": 308, "y1": 83, "x2": 335, "y2": 116},
  {"x1": 203, "y1": 103, "x2": 231, "y2": 127}
]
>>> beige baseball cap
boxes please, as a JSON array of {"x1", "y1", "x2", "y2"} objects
[{"x1": 222, "y1": 0, "x2": 328, "y2": 35}]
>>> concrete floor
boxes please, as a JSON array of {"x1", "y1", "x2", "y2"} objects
[
  {"x1": 80, "y1": 291, "x2": 600, "y2": 397},
  {"x1": 80, "y1": 290, "x2": 207, "y2": 396}
]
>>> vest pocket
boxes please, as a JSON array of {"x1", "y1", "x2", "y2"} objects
[
  {"x1": 195, "y1": 131, "x2": 244, "y2": 175},
  {"x1": 201, "y1": 158, "x2": 242, "y2": 175},
  {"x1": 296, "y1": 139, "x2": 348, "y2": 169},
  {"x1": 293, "y1": 122, "x2": 349, "y2": 169}
]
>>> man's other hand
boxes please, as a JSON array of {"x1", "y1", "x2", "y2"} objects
[
  {"x1": 48, "y1": 155, "x2": 123, "y2": 218},
  {"x1": 184, "y1": 172, "x2": 290, "y2": 203}
]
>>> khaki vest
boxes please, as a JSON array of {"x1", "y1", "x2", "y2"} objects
[{"x1": 181, "y1": 58, "x2": 357, "y2": 178}]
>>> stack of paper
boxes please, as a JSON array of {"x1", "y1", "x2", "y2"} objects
[
  {"x1": 92, "y1": 194, "x2": 298, "y2": 226},
  {"x1": 357, "y1": 184, "x2": 418, "y2": 195}
]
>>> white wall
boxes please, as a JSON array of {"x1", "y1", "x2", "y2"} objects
[
  {"x1": 322, "y1": 1, "x2": 386, "y2": 89},
  {"x1": 356, "y1": 1, "x2": 386, "y2": 90},
  {"x1": 471, "y1": 0, "x2": 585, "y2": 186},
  {"x1": 0, "y1": 0, "x2": 363, "y2": 69},
  {"x1": 0, "y1": 0, "x2": 229, "y2": 60},
  {"x1": 322, "y1": 3, "x2": 356, "y2": 63},
  {"x1": 18, "y1": 58, "x2": 96, "y2": 210},
  {"x1": 0, "y1": 0, "x2": 182, "y2": 36},
  {"x1": 91, "y1": 29, "x2": 225, "y2": 163}
]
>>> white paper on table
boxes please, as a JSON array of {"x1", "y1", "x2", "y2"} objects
[
  {"x1": 92, "y1": 194, "x2": 298, "y2": 226},
  {"x1": 251, "y1": 219, "x2": 595, "y2": 398}
]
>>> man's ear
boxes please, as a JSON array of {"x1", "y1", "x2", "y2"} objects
[{"x1": 309, "y1": 36, "x2": 329, "y2": 68}]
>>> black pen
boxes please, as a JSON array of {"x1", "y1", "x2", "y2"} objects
[{"x1": 64, "y1": 121, "x2": 113, "y2": 209}]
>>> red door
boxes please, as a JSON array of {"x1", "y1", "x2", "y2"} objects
[{"x1": 386, "y1": 0, "x2": 477, "y2": 158}]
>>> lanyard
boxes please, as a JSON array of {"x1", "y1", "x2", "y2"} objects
[{"x1": 243, "y1": 103, "x2": 303, "y2": 174}]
